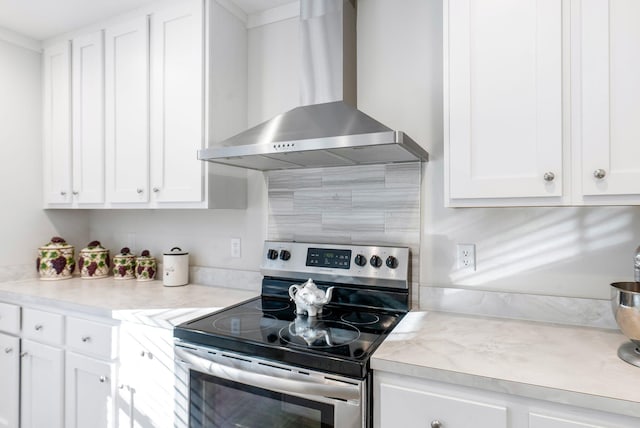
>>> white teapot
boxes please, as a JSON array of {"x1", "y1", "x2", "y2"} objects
[{"x1": 288, "y1": 278, "x2": 334, "y2": 317}]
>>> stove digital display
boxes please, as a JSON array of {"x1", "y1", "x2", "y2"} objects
[{"x1": 306, "y1": 248, "x2": 352, "y2": 269}]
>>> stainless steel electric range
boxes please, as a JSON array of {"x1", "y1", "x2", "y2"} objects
[{"x1": 174, "y1": 241, "x2": 410, "y2": 428}]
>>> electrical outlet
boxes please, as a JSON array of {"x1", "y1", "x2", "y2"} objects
[
  {"x1": 457, "y1": 243, "x2": 476, "y2": 271},
  {"x1": 230, "y1": 238, "x2": 241, "y2": 258}
]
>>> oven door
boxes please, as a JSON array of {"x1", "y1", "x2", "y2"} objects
[{"x1": 174, "y1": 344, "x2": 365, "y2": 428}]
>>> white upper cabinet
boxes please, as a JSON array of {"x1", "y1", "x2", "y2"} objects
[
  {"x1": 42, "y1": 0, "x2": 247, "y2": 209},
  {"x1": 573, "y1": 0, "x2": 640, "y2": 204},
  {"x1": 72, "y1": 30, "x2": 105, "y2": 205},
  {"x1": 445, "y1": 0, "x2": 563, "y2": 205},
  {"x1": 43, "y1": 41, "x2": 72, "y2": 205},
  {"x1": 150, "y1": 0, "x2": 204, "y2": 204},
  {"x1": 105, "y1": 16, "x2": 150, "y2": 204}
]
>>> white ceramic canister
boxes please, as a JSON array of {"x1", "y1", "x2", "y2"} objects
[{"x1": 163, "y1": 247, "x2": 189, "y2": 287}]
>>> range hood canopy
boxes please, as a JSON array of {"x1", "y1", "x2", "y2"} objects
[{"x1": 198, "y1": 0, "x2": 428, "y2": 171}]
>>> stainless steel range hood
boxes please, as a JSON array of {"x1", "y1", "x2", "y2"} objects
[{"x1": 198, "y1": 0, "x2": 428, "y2": 171}]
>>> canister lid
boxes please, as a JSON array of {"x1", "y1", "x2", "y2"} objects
[
  {"x1": 40, "y1": 236, "x2": 73, "y2": 250},
  {"x1": 81, "y1": 240, "x2": 107, "y2": 253},
  {"x1": 164, "y1": 246, "x2": 188, "y2": 256}
]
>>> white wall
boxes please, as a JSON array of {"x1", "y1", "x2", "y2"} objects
[
  {"x1": 11, "y1": 0, "x2": 640, "y2": 300},
  {"x1": 0, "y1": 35, "x2": 89, "y2": 276}
]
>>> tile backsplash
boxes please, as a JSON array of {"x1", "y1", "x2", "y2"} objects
[{"x1": 267, "y1": 162, "x2": 422, "y2": 284}]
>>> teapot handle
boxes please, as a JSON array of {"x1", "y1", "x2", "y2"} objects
[{"x1": 288, "y1": 284, "x2": 300, "y2": 300}]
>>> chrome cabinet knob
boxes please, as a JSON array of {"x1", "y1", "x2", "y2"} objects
[
  {"x1": 99, "y1": 376, "x2": 108, "y2": 383},
  {"x1": 431, "y1": 421, "x2": 443, "y2": 428},
  {"x1": 81, "y1": 336, "x2": 91, "y2": 343},
  {"x1": 20, "y1": 352, "x2": 28, "y2": 358},
  {"x1": 593, "y1": 169, "x2": 606, "y2": 179},
  {"x1": 72, "y1": 190, "x2": 79, "y2": 195},
  {"x1": 4, "y1": 347, "x2": 12, "y2": 354},
  {"x1": 543, "y1": 172, "x2": 555, "y2": 182},
  {"x1": 152, "y1": 187, "x2": 160, "y2": 193},
  {"x1": 34, "y1": 324, "x2": 43, "y2": 331},
  {"x1": 136, "y1": 188, "x2": 144, "y2": 194},
  {"x1": 60, "y1": 191, "x2": 67, "y2": 196}
]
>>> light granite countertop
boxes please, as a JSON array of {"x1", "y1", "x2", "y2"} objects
[
  {"x1": 0, "y1": 277, "x2": 257, "y2": 328},
  {"x1": 372, "y1": 311, "x2": 640, "y2": 419}
]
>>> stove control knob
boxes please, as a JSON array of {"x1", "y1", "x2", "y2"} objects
[
  {"x1": 370, "y1": 255, "x2": 382, "y2": 268},
  {"x1": 279, "y1": 250, "x2": 291, "y2": 261},
  {"x1": 386, "y1": 256, "x2": 399, "y2": 269},
  {"x1": 267, "y1": 249, "x2": 279, "y2": 260},
  {"x1": 354, "y1": 254, "x2": 367, "y2": 267}
]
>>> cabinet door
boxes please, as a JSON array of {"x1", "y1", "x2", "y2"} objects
[
  {"x1": 43, "y1": 41, "x2": 72, "y2": 205},
  {"x1": 105, "y1": 16, "x2": 150, "y2": 204},
  {"x1": 445, "y1": 0, "x2": 562, "y2": 202},
  {"x1": 0, "y1": 334, "x2": 19, "y2": 428},
  {"x1": 377, "y1": 380, "x2": 507, "y2": 428},
  {"x1": 117, "y1": 324, "x2": 175, "y2": 428},
  {"x1": 65, "y1": 351, "x2": 116, "y2": 428},
  {"x1": 20, "y1": 340, "x2": 64, "y2": 428},
  {"x1": 72, "y1": 30, "x2": 105, "y2": 205},
  {"x1": 578, "y1": 0, "x2": 640, "y2": 198},
  {"x1": 150, "y1": 0, "x2": 204, "y2": 203}
]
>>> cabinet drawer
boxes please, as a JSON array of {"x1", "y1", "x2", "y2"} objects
[
  {"x1": 378, "y1": 381, "x2": 507, "y2": 428},
  {"x1": 0, "y1": 302, "x2": 20, "y2": 335},
  {"x1": 22, "y1": 308, "x2": 64, "y2": 345},
  {"x1": 66, "y1": 316, "x2": 117, "y2": 359}
]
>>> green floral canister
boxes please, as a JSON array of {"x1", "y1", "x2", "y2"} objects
[
  {"x1": 113, "y1": 247, "x2": 136, "y2": 280},
  {"x1": 78, "y1": 241, "x2": 110, "y2": 279},
  {"x1": 37, "y1": 237, "x2": 75, "y2": 280},
  {"x1": 135, "y1": 250, "x2": 156, "y2": 281}
]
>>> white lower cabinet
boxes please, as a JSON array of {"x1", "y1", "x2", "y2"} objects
[
  {"x1": 0, "y1": 333, "x2": 19, "y2": 428},
  {"x1": 117, "y1": 323, "x2": 175, "y2": 428},
  {"x1": 374, "y1": 371, "x2": 640, "y2": 428},
  {"x1": 375, "y1": 372, "x2": 507, "y2": 428},
  {"x1": 20, "y1": 339, "x2": 65, "y2": 428},
  {"x1": 65, "y1": 352, "x2": 116, "y2": 428}
]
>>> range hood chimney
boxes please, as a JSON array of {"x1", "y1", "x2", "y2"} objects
[{"x1": 198, "y1": 0, "x2": 428, "y2": 171}]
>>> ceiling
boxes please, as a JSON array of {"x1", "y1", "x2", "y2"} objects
[{"x1": 0, "y1": 0, "x2": 296, "y2": 41}]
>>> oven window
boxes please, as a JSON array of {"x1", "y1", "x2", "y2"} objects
[{"x1": 189, "y1": 370, "x2": 335, "y2": 428}]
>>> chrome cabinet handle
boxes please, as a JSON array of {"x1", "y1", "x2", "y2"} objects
[
  {"x1": 593, "y1": 169, "x2": 606, "y2": 179},
  {"x1": 81, "y1": 336, "x2": 91, "y2": 343},
  {"x1": 20, "y1": 352, "x2": 28, "y2": 358},
  {"x1": 140, "y1": 350, "x2": 153, "y2": 359},
  {"x1": 543, "y1": 172, "x2": 555, "y2": 182},
  {"x1": 431, "y1": 421, "x2": 443, "y2": 428},
  {"x1": 34, "y1": 324, "x2": 43, "y2": 331},
  {"x1": 136, "y1": 188, "x2": 144, "y2": 194},
  {"x1": 4, "y1": 347, "x2": 12, "y2": 354}
]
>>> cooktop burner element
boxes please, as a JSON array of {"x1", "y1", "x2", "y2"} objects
[
  {"x1": 211, "y1": 312, "x2": 277, "y2": 334},
  {"x1": 341, "y1": 312, "x2": 381, "y2": 325},
  {"x1": 174, "y1": 241, "x2": 410, "y2": 378}
]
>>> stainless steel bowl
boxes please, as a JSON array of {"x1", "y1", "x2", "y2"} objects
[{"x1": 611, "y1": 282, "x2": 640, "y2": 346}]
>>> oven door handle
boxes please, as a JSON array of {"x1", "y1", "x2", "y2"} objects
[{"x1": 175, "y1": 346, "x2": 360, "y2": 401}]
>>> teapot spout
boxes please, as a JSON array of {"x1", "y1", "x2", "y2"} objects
[{"x1": 321, "y1": 286, "x2": 335, "y2": 304}]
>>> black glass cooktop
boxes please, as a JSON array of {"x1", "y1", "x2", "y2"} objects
[{"x1": 174, "y1": 295, "x2": 405, "y2": 379}]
